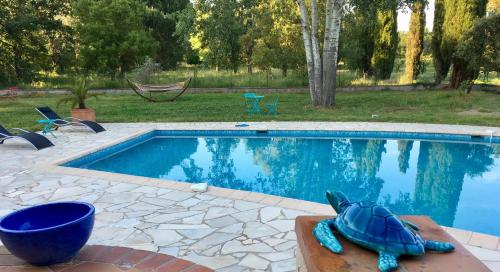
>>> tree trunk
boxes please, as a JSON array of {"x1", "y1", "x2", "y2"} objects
[
  {"x1": 450, "y1": 60, "x2": 478, "y2": 89},
  {"x1": 297, "y1": 0, "x2": 318, "y2": 104},
  {"x1": 431, "y1": 0, "x2": 449, "y2": 84},
  {"x1": 13, "y1": 44, "x2": 23, "y2": 81},
  {"x1": 322, "y1": 0, "x2": 341, "y2": 106},
  {"x1": 282, "y1": 64, "x2": 288, "y2": 77},
  {"x1": 311, "y1": 0, "x2": 323, "y2": 106},
  {"x1": 297, "y1": 0, "x2": 344, "y2": 107}
]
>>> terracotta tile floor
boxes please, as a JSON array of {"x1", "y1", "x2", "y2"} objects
[{"x1": 0, "y1": 245, "x2": 212, "y2": 272}]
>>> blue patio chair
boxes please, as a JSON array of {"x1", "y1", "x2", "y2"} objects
[
  {"x1": 0, "y1": 124, "x2": 54, "y2": 150},
  {"x1": 265, "y1": 97, "x2": 279, "y2": 115},
  {"x1": 36, "y1": 106, "x2": 106, "y2": 133}
]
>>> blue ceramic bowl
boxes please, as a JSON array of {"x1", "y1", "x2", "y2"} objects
[{"x1": 0, "y1": 202, "x2": 95, "y2": 266}]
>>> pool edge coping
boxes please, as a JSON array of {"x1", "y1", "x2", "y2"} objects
[{"x1": 36, "y1": 122, "x2": 500, "y2": 254}]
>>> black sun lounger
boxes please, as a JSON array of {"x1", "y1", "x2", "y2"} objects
[
  {"x1": 0, "y1": 125, "x2": 54, "y2": 150},
  {"x1": 35, "y1": 106, "x2": 106, "y2": 133}
]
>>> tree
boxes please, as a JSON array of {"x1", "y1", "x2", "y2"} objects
[
  {"x1": 74, "y1": 0, "x2": 157, "y2": 79},
  {"x1": 454, "y1": 13, "x2": 500, "y2": 91},
  {"x1": 0, "y1": 0, "x2": 73, "y2": 83},
  {"x1": 404, "y1": 0, "x2": 426, "y2": 82},
  {"x1": 143, "y1": 0, "x2": 190, "y2": 69},
  {"x1": 174, "y1": 3, "x2": 202, "y2": 65},
  {"x1": 296, "y1": 0, "x2": 413, "y2": 106},
  {"x1": 371, "y1": 0, "x2": 399, "y2": 80},
  {"x1": 487, "y1": 0, "x2": 500, "y2": 13},
  {"x1": 431, "y1": 0, "x2": 449, "y2": 83},
  {"x1": 444, "y1": 0, "x2": 488, "y2": 88},
  {"x1": 340, "y1": 6, "x2": 377, "y2": 76},
  {"x1": 432, "y1": 0, "x2": 487, "y2": 87},
  {"x1": 193, "y1": 0, "x2": 245, "y2": 73},
  {"x1": 296, "y1": 0, "x2": 345, "y2": 106},
  {"x1": 253, "y1": 0, "x2": 305, "y2": 76}
]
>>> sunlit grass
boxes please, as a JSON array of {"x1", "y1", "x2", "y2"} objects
[{"x1": 1, "y1": 90, "x2": 498, "y2": 132}]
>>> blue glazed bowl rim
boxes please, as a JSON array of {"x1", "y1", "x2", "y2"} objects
[{"x1": 0, "y1": 201, "x2": 95, "y2": 234}]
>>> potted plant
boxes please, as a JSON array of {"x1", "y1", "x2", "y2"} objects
[{"x1": 57, "y1": 78, "x2": 99, "y2": 121}]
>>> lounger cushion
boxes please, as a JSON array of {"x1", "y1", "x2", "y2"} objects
[
  {"x1": 80, "y1": 121, "x2": 106, "y2": 133},
  {"x1": 17, "y1": 133, "x2": 54, "y2": 150}
]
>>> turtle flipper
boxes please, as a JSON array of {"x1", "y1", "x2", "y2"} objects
[
  {"x1": 424, "y1": 240, "x2": 455, "y2": 252},
  {"x1": 378, "y1": 252, "x2": 399, "y2": 272},
  {"x1": 313, "y1": 219, "x2": 343, "y2": 253},
  {"x1": 402, "y1": 219, "x2": 420, "y2": 232}
]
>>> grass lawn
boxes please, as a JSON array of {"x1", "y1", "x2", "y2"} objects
[{"x1": 0, "y1": 90, "x2": 499, "y2": 131}]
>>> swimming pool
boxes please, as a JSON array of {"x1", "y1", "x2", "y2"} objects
[{"x1": 64, "y1": 130, "x2": 500, "y2": 236}]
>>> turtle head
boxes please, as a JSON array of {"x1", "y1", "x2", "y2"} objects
[{"x1": 326, "y1": 191, "x2": 350, "y2": 213}]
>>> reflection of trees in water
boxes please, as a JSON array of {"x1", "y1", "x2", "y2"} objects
[
  {"x1": 382, "y1": 141, "x2": 495, "y2": 227},
  {"x1": 241, "y1": 138, "x2": 387, "y2": 203},
  {"x1": 181, "y1": 158, "x2": 204, "y2": 182},
  {"x1": 172, "y1": 136, "x2": 496, "y2": 228},
  {"x1": 204, "y1": 138, "x2": 241, "y2": 187},
  {"x1": 398, "y1": 140, "x2": 414, "y2": 174},
  {"x1": 413, "y1": 142, "x2": 494, "y2": 226},
  {"x1": 349, "y1": 140, "x2": 386, "y2": 202}
]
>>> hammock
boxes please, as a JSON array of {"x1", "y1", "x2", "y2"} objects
[{"x1": 127, "y1": 78, "x2": 192, "y2": 102}]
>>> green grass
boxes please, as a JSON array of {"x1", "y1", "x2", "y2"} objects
[{"x1": 1, "y1": 90, "x2": 499, "y2": 131}]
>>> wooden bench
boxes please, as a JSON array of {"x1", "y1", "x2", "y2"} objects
[{"x1": 295, "y1": 216, "x2": 491, "y2": 272}]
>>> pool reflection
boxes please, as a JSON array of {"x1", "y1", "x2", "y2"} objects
[{"x1": 84, "y1": 136, "x2": 500, "y2": 235}]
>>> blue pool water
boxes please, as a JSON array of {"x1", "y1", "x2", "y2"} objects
[{"x1": 65, "y1": 131, "x2": 500, "y2": 236}]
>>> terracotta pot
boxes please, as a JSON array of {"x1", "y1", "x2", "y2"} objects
[{"x1": 71, "y1": 108, "x2": 96, "y2": 122}]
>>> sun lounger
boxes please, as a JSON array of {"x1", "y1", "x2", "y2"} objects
[
  {"x1": 35, "y1": 106, "x2": 106, "y2": 133},
  {"x1": 0, "y1": 125, "x2": 54, "y2": 150}
]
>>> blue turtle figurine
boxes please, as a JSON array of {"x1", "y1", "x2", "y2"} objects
[{"x1": 313, "y1": 191, "x2": 455, "y2": 272}]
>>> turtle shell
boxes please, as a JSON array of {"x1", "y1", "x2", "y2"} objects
[{"x1": 335, "y1": 201, "x2": 425, "y2": 256}]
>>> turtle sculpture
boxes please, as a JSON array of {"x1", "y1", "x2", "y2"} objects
[{"x1": 313, "y1": 191, "x2": 455, "y2": 272}]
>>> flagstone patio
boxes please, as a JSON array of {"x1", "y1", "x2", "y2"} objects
[{"x1": 1, "y1": 122, "x2": 499, "y2": 272}]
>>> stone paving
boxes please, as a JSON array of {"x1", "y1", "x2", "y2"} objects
[{"x1": 1, "y1": 122, "x2": 499, "y2": 272}]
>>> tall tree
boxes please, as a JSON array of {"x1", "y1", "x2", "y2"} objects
[
  {"x1": 194, "y1": 0, "x2": 245, "y2": 73},
  {"x1": 371, "y1": 0, "x2": 399, "y2": 80},
  {"x1": 340, "y1": 6, "x2": 377, "y2": 77},
  {"x1": 431, "y1": 0, "x2": 448, "y2": 83},
  {"x1": 253, "y1": 0, "x2": 305, "y2": 77},
  {"x1": 143, "y1": 0, "x2": 190, "y2": 69},
  {"x1": 445, "y1": 0, "x2": 488, "y2": 88},
  {"x1": 0, "y1": 0, "x2": 73, "y2": 83},
  {"x1": 296, "y1": 0, "x2": 414, "y2": 106},
  {"x1": 404, "y1": 0, "x2": 426, "y2": 82},
  {"x1": 74, "y1": 0, "x2": 158, "y2": 79},
  {"x1": 296, "y1": 0, "x2": 345, "y2": 106},
  {"x1": 432, "y1": 0, "x2": 487, "y2": 87},
  {"x1": 454, "y1": 13, "x2": 500, "y2": 91}
]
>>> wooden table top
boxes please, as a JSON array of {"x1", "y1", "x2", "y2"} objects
[{"x1": 295, "y1": 216, "x2": 491, "y2": 272}]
